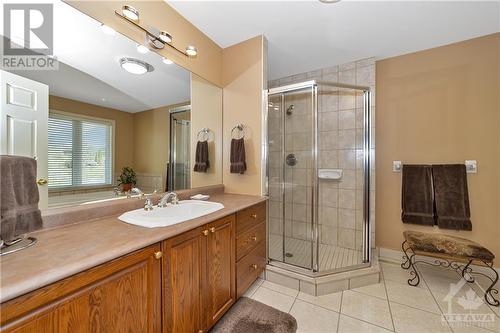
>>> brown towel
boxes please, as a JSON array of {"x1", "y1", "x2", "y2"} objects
[
  {"x1": 0, "y1": 155, "x2": 43, "y2": 242},
  {"x1": 401, "y1": 165, "x2": 435, "y2": 226},
  {"x1": 193, "y1": 141, "x2": 209, "y2": 173},
  {"x1": 230, "y1": 138, "x2": 246, "y2": 174},
  {"x1": 432, "y1": 164, "x2": 471, "y2": 230}
]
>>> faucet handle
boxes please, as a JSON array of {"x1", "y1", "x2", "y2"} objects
[{"x1": 144, "y1": 197, "x2": 153, "y2": 211}]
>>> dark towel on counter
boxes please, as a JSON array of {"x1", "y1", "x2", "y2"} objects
[
  {"x1": 230, "y1": 138, "x2": 247, "y2": 174},
  {"x1": 401, "y1": 164, "x2": 435, "y2": 226},
  {"x1": 432, "y1": 164, "x2": 471, "y2": 231},
  {"x1": 0, "y1": 155, "x2": 43, "y2": 242},
  {"x1": 193, "y1": 141, "x2": 210, "y2": 172}
]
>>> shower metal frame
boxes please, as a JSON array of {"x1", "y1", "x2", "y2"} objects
[{"x1": 266, "y1": 80, "x2": 371, "y2": 277}]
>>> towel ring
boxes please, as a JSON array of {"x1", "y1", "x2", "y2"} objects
[
  {"x1": 197, "y1": 128, "x2": 210, "y2": 142},
  {"x1": 231, "y1": 123, "x2": 245, "y2": 139}
]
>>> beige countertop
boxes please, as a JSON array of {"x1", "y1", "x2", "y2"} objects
[{"x1": 0, "y1": 193, "x2": 267, "y2": 303}]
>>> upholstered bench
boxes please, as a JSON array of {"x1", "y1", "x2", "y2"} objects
[{"x1": 401, "y1": 230, "x2": 498, "y2": 306}]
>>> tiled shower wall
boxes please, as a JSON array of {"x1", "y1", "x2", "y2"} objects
[{"x1": 268, "y1": 57, "x2": 376, "y2": 255}]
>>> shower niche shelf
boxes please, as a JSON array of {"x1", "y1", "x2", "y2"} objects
[{"x1": 318, "y1": 169, "x2": 342, "y2": 180}]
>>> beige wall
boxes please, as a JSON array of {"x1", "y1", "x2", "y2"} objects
[
  {"x1": 133, "y1": 102, "x2": 188, "y2": 188},
  {"x1": 376, "y1": 33, "x2": 500, "y2": 263},
  {"x1": 222, "y1": 36, "x2": 266, "y2": 195},
  {"x1": 49, "y1": 95, "x2": 135, "y2": 173},
  {"x1": 191, "y1": 74, "x2": 223, "y2": 188},
  {"x1": 66, "y1": 1, "x2": 223, "y2": 86}
]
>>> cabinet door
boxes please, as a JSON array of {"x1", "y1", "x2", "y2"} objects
[
  {"x1": 203, "y1": 215, "x2": 235, "y2": 328},
  {"x1": 162, "y1": 227, "x2": 204, "y2": 333},
  {"x1": 1, "y1": 245, "x2": 162, "y2": 333}
]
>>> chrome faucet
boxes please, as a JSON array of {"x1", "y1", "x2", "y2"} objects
[
  {"x1": 158, "y1": 192, "x2": 179, "y2": 207},
  {"x1": 129, "y1": 187, "x2": 144, "y2": 197}
]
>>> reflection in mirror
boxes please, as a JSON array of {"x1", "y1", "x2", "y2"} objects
[{"x1": 0, "y1": 0, "x2": 222, "y2": 209}]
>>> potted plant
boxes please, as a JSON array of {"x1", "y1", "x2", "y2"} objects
[{"x1": 117, "y1": 167, "x2": 137, "y2": 192}]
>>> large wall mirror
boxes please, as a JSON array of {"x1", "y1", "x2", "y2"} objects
[{"x1": 0, "y1": 1, "x2": 222, "y2": 209}]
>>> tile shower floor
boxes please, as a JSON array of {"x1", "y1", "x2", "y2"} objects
[
  {"x1": 244, "y1": 261, "x2": 500, "y2": 333},
  {"x1": 269, "y1": 234, "x2": 362, "y2": 270}
]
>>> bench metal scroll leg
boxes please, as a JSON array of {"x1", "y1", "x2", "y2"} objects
[
  {"x1": 461, "y1": 259, "x2": 474, "y2": 283},
  {"x1": 401, "y1": 240, "x2": 420, "y2": 286},
  {"x1": 401, "y1": 240, "x2": 411, "y2": 270},
  {"x1": 483, "y1": 261, "x2": 499, "y2": 307}
]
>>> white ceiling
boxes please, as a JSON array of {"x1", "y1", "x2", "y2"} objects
[
  {"x1": 168, "y1": 0, "x2": 500, "y2": 80},
  {"x1": 4, "y1": 0, "x2": 190, "y2": 113}
]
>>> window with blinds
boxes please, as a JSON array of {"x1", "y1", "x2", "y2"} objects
[{"x1": 48, "y1": 112, "x2": 113, "y2": 189}]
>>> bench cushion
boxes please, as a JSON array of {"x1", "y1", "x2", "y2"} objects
[{"x1": 403, "y1": 230, "x2": 495, "y2": 262}]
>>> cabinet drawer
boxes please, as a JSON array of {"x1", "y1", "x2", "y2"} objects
[
  {"x1": 236, "y1": 222, "x2": 266, "y2": 261},
  {"x1": 236, "y1": 202, "x2": 266, "y2": 235},
  {"x1": 236, "y1": 241, "x2": 266, "y2": 298}
]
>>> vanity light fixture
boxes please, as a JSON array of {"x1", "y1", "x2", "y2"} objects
[
  {"x1": 114, "y1": 5, "x2": 198, "y2": 58},
  {"x1": 122, "y1": 5, "x2": 139, "y2": 21},
  {"x1": 136, "y1": 44, "x2": 149, "y2": 54},
  {"x1": 162, "y1": 57, "x2": 173, "y2": 65},
  {"x1": 119, "y1": 57, "x2": 154, "y2": 75},
  {"x1": 185, "y1": 46, "x2": 197, "y2": 57},
  {"x1": 100, "y1": 24, "x2": 116, "y2": 35}
]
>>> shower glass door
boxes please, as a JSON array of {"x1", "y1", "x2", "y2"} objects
[{"x1": 268, "y1": 84, "x2": 316, "y2": 270}]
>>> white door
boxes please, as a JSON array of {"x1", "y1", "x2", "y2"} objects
[{"x1": 0, "y1": 70, "x2": 49, "y2": 209}]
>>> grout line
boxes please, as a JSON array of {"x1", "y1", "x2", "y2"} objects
[
  {"x1": 287, "y1": 291, "x2": 298, "y2": 314},
  {"x1": 381, "y1": 265, "x2": 397, "y2": 332},
  {"x1": 259, "y1": 283, "x2": 299, "y2": 299},
  {"x1": 336, "y1": 290, "x2": 343, "y2": 333}
]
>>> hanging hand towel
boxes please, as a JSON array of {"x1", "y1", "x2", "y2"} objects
[
  {"x1": 193, "y1": 141, "x2": 210, "y2": 173},
  {"x1": 0, "y1": 155, "x2": 43, "y2": 242},
  {"x1": 432, "y1": 164, "x2": 471, "y2": 230},
  {"x1": 401, "y1": 164, "x2": 436, "y2": 226},
  {"x1": 230, "y1": 138, "x2": 247, "y2": 174}
]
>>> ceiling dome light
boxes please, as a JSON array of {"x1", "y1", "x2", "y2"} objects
[
  {"x1": 162, "y1": 57, "x2": 173, "y2": 65},
  {"x1": 122, "y1": 5, "x2": 139, "y2": 21},
  {"x1": 186, "y1": 46, "x2": 197, "y2": 57},
  {"x1": 137, "y1": 44, "x2": 149, "y2": 54},
  {"x1": 159, "y1": 31, "x2": 172, "y2": 44},
  {"x1": 119, "y1": 57, "x2": 154, "y2": 75},
  {"x1": 100, "y1": 24, "x2": 116, "y2": 35}
]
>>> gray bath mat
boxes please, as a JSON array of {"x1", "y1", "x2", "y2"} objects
[{"x1": 210, "y1": 297, "x2": 297, "y2": 333}]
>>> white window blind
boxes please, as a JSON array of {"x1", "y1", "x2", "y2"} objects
[{"x1": 48, "y1": 112, "x2": 113, "y2": 189}]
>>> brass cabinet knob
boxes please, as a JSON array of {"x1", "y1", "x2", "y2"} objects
[
  {"x1": 251, "y1": 264, "x2": 258, "y2": 270},
  {"x1": 37, "y1": 178, "x2": 48, "y2": 185},
  {"x1": 251, "y1": 236, "x2": 257, "y2": 241},
  {"x1": 209, "y1": 227, "x2": 216, "y2": 233},
  {"x1": 154, "y1": 251, "x2": 163, "y2": 260},
  {"x1": 250, "y1": 213, "x2": 257, "y2": 219},
  {"x1": 202, "y1": 230, "x2": 209, "y2": 236}
]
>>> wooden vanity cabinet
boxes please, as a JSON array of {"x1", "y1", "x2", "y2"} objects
[
  {"x1": 0, "y1": 244, "x2": 162, "y2": 333},
  {"x1": 162, "y1": 215, "x2": 235, "y2": 333}
]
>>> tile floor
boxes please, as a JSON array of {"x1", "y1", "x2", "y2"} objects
[
  {"x1": 244, "y1": 261, "x2": 499, "y2": 333},
  {"x1": 269, "y1": 234, "x2": 362, "y2": 270}
]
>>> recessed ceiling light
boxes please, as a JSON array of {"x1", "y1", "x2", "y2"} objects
[
  {"x1": 100, "y1": 24, "x2": 116, "y2": 35},
  {"x1": 122, "y1": 5, "x2": 139, "y2": 21},
  {"x1": 119, "y1": 57, "x2": 154, "y2": 75},
  {"x1": 319, "y1": 0, "x2": 341, "y2": 3},
  {"x1": 137, "y1": 44, "x2": 149, "y2": 54},
  {"x1": 162, "y1": 57, "x2": 173, "y2": 65},
  {"x1": 159, "y1": 31, "x2": 172, "y2": 44},
  {"x1": 186, "y1": 46, "x2": 197, "y2": 57}
]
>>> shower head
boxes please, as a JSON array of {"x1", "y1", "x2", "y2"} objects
[{"x1": 286, "y1": 104, "x2": 294, "y2": 115}]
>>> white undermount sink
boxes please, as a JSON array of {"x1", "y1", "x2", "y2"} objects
[{"x1": 118, "y1": 200, "x2": 224, "y2": 228}]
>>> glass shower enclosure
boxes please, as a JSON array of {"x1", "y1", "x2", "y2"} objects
[{"x1": 267, "y1": 80, "x2": 371, "y2": 275}]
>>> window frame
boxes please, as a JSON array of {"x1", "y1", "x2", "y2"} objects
[{"x1": 48, "y1": 109, "x2": 115, "y2": 192}]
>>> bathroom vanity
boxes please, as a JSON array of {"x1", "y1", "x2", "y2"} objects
[{"x1": 0, "y1": 195, "x2": 267, "y2": 333}]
